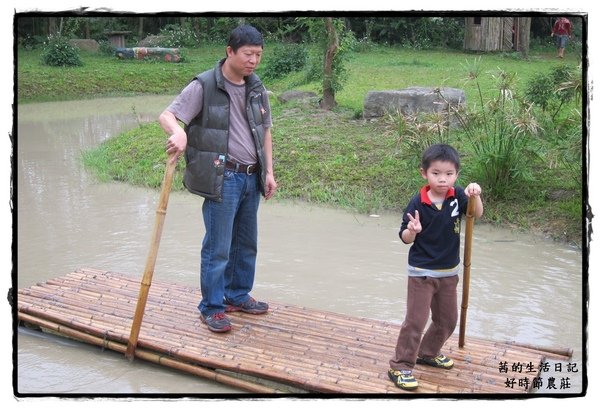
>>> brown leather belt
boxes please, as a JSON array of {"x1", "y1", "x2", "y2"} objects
[{"x1": 225, "y1": 161, "x2": 258, "y2": 175}]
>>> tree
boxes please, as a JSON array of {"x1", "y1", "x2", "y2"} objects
[
  {"x1": 321, "y1": 17, "x2": 339, "y2": 110},
  {"x1": 300, "y1": 17, "x2": 353, "y2": 111}
]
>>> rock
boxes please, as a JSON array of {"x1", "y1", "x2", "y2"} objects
[
  {"x1": 138, "y1": 35, "x2": 169, "y2": 47},
  {"x1": 363, "y1": 87, "x2": 466, "y2": 119},
  {"x1": 68, "y1": 39, "x2": 99, "y2": 52},
  {"x1": 548, "y1": 190, "x2": 577, "y2": 201},
  {"x1": 277, "y1": 90, "x2": 318, "y2": 104}
]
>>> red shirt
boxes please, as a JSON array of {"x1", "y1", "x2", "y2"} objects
[{"x1": 552, "y1": 18, "x2": 572, "y2": 36}]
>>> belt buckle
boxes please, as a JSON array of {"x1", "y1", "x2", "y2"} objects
[{"x1": 246, "y1": 164, "x2": 255, "y2": 175}]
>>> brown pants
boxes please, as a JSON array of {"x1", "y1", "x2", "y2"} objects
[{"x1": 389, "y1": 275, "x2": 459, "y2": 371}]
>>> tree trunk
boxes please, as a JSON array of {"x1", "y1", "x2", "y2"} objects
[
  {"x1": 320, "y1": 17, "x2": 339, "y2": 110},
  {"x1": 138, "y1": 17, "x2": 144, "y2": 40},
  {"x1": 47, "y1": 17, "x2": 57, "y2": 36},
  {"x1": 192, "y1": 17, "x2": 201, "y2": 43},
  {"x1": 516, "y1": 17, "x2": 531, "y2": 57}
]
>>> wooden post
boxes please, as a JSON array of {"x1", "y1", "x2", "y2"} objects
[{"x1": 459, "y1": 196, "x2": 477, "y2": 348}]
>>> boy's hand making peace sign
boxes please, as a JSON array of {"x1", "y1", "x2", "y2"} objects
[{"x1": 406, "y1": 210, "x2": 422, "y2": 234}]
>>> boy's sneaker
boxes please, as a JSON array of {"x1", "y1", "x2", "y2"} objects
[
  {"x1": 200, "y1": 312, "x2": 232, "y2": 333},
  {"x1": 388, "y1": 368, "x2": 419, "y2": 390},
  {"x1": 224, "y1": 297, "x2": 269, "y2": 314},
  {"x1": 416, "y1": 354, "x2": 454, "y2": 369}
]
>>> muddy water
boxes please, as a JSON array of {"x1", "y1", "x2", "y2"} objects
[{"x1": 15, "y1": 96, "x2": 584, "y2": 395}]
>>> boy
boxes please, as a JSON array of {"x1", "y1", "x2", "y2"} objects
[{"x1": 388, "y1": 144, "x2": 483, "y2": 390}]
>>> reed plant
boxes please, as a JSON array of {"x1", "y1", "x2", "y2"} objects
[{"x1": 452, "y1": 58, "x2": 542, "y2": 199}]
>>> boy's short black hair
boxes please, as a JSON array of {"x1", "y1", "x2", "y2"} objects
[
  {"x1": 421, "y1": 144, "x2": 461, "y2": 171},
  {"x1": 227, "y1": 25, "x2": 264, "y2": 52}
]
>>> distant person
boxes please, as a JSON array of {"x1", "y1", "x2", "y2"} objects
[
  {"x1": 388, "y1": 144, "x2": 483, "y2": 390},
  {"x1": 551, "y1": 17, "x2": 573, "y2": 58},
  {"x1": 158, "y1": 25, "x2": 277, "y2": 333}
]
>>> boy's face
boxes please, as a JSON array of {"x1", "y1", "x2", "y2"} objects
[
  {"x1": 226, "y1": 45, "x2": 263, "y2": 77},
  {"x1": 420, "y1": 160, "x2": 459, "y2": 196}
]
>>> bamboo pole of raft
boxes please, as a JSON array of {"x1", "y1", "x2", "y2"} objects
[
  {"x1": 19, "y1": 313, "x2": 278, "y2": 393},
  {"x1": 459, "y1": 195, "x2": 477, "y2": 349},
  {"x1": 125, "y1": 157, "x2": 177, "y2": 360}
]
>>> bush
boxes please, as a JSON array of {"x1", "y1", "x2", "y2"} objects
[
  {"x1": 41, "y1": 34, "x2": 82, "y2": 67},
  {"x1": 523, "y1": 71, "x2": 554, "y2": 111},
  {"x1": 524, "y1": 64, "x2": 580, "y2": 114},
  {"x1": 360, "y1": 17, "x2": 464, "y2": 49},
  {"x1": 98, "y1": 40, "x2": 116, "y2": 56},
  {"x1": 20, "y1": 34, "x2": 47, "y2": 50},
  {"x1": 262, "y1": 43, "x2": 308, "y2": 81},
  {"x1": 158, "y1": 23, "x2": 201, "y2": 48},
  {"x1": 524, "y1": 63, "x2": 582, "y2": 188},
  {"x1": 536, "y1": 107, "x2": 582, "y2": 186}
]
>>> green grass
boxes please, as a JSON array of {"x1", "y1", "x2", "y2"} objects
[
  {"x1": 264, "y1": 45, "x2": 578, "y2": 113},
  {"x1": 17, "y1": 45, "x2": 224, "y2": 102},
  {"x1": 81, "y1": 122, "x2": 186, "y2": 188},
  {"x1": 17, "y1": 44, "x2": 583, "y2": 247}
]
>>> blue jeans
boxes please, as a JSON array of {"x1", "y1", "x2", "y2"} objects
[
  {"x1": 556, "y1": 34, "x2": 569, "y2": 48},
  {"x1": 198, "y1": 170, "x2": 261, "y2": 316}
]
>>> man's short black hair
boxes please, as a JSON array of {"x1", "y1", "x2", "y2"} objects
[
  {"x1": 421, "y1": 144, "x2": 461, "y2": 171},
  {"x1": 227, "y1": 25, "x2": 264, "y2": 52}
]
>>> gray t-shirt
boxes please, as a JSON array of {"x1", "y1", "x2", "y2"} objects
[{"x1": 166, "y1": 78, "x2": 272, "y2": 165}]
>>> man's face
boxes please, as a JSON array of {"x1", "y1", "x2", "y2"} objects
[{"x1": 226, "y1": 45, "x2": 263, "y2": 77}]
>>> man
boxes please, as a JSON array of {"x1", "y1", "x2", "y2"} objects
[
  {"x1": 159, "y1": 25, "x2": 277, "y2": 333},
  {"x1": 551, "y1": 17, "x2": 573, "y2": 58}
]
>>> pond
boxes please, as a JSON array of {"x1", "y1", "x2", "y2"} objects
[{"x1": 14, "y1": 96, "x2": 585, "y2": 395}]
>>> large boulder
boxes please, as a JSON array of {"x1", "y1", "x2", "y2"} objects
[
  {"x1": 277, "y1": 90, "x2": 319, "y2": 104},
  {"x1": 138, "y1": 35, "x2": 169, "y2": 47},
  {"x1": 363, "y1": 87, "x2": 466, "y2": 119},
  {"x1": 69, "y1": 39, "x2": 99, "y2": 52}
]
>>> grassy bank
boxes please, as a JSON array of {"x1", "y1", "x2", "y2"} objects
[{"x1": 18, "y1": 45, "x2": 584, "y2": 247}]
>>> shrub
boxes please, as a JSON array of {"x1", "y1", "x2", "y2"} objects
[
  {"x1": 41, "y1": 34, "x2": 82, "y2": 67},
  {"x1": 524, "y1": 71, "x2": 555, "y2": 111},
  {"x1": 158, "y1": 23, "x2": 201, "y2": 48},
  {"x1": 262, "y1": 43, "x2": 308, "y2": 81},
  {"x1": 524, "y1": 64, "x2": 580, "y2": 116},
  {"x1": 536, "y1": 107, "x2": 582, "y2": 186},
  {"x1": 98, "y1": 40, "x2": 116, "y2": 56},
  {"x1": 20, "y1": 34, "x2": 47, "y2": 50}
]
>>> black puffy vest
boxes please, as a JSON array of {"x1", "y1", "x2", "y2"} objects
[{"x1": 183, "y1": 59, "x2": 268, "y2": 202}]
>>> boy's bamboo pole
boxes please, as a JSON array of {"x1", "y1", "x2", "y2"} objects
[
  {"x1": 125, "y1": 157, "x2": 177, "y2": 360},
  {"x1": 459, "y1": 196, "x2": 477, "y2": 349}
]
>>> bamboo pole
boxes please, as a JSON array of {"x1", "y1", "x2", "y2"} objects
[
  {"x1": 459, "y1": 196, "x2": 477, "y2": 348},
  {"x1": 498, "y1": 340, "x2": 573, "y2": 358},
  {"x1": 18, "y1": 313, "x2": 278, "y2": 393},
  {"x1": 125, "y1": 157, "x2": 177, "y2": 360}
]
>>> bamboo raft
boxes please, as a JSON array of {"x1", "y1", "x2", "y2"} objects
[{"x1": 17, "y1": 268, "x2": 573, "y2": 394}]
